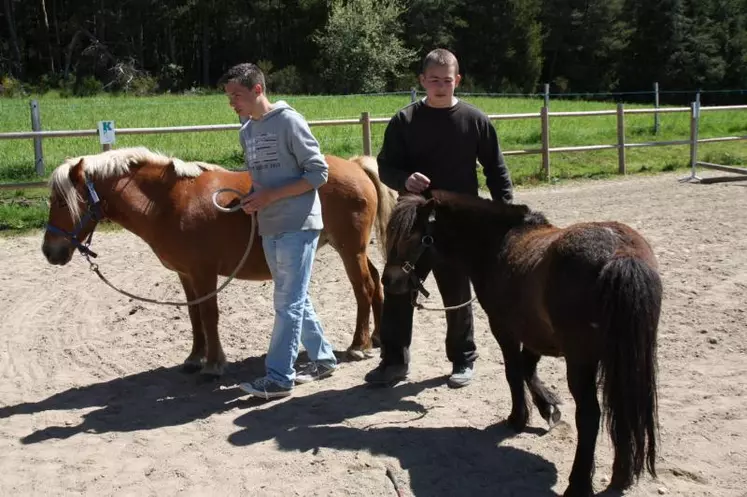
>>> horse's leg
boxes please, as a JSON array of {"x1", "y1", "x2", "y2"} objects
[
  {"x1": 490, "y1": 321, "x2": 528, "y2": 432},
  {"x1": 367, "y1": 257, "x2": 383, "y2": 348},
  {"x1": 340, "y1": 249, "x2": 377, "y2": 361},
  {"x1": 563, "y1": 361, "x2": 600, "y2": 497},
  {"x1": 178, "y1": 273, "x2": 206, "y2": 372},
  {"x1": 190, "y1": 272, "x2": 226, "y2": 377},
  {"x1": 522, "y1": 348, "x2": 562, "y2": 427},
  {"x1": 504, "y1": 343, "x2": 529, "y2": 431}
]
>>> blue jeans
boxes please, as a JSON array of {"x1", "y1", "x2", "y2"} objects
[{"x1": 262, "y1": 229, "x2": 336, "y2": 388}]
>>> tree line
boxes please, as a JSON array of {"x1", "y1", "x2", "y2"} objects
[{"x1": 1, "y1": 0, "x2": 746, "y2": 102}]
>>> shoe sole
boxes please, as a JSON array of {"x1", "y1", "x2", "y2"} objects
[
  {"x1": 294, "y1": 368, "x2": 335, "y2": 385},
  {"x1": 238, "y1": 383, "x2": 293, "y2": 399},
  {"x1": 364, "y1": 375, "x2": 408, "y2": 387}
]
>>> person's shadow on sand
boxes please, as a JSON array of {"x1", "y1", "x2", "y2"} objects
[
  {"x1": 1, "y1": 353, "x2": 619, "y2": 496},
  {"x1": 0, "y1": 350, "x2": 406, "y2": 442},
  {"x1": 229, "y1": 378, "x2": 562, "y2": 497}
]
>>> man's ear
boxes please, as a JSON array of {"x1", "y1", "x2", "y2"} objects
[
  {"x1": 68, "y1": 159, "x2": 85, "y2": 185},
  {"x1": 454, "y1": 73, "x2": 462, "y2": 88}
]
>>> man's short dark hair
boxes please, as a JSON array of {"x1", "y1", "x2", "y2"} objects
[
  {"x1": 421, "y1": 48, "x2": 460, "y2": 75},
  {"x1": 218, "y1": 63, "x2": 266, "y2": 91}
]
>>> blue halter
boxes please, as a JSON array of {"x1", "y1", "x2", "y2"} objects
[{"x1": 45, "y1": 178, "x2": 104, "y2": 258}]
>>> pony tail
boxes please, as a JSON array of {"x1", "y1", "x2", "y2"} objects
[
  {"x1": 348, "y1": 155, "x2": 398, "y2": 256},
  {"x1": 597, "y1": 255, "x2": 662, "y2": 488}
]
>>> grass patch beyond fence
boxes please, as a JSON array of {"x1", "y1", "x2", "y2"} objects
[{"x1": 1, "y1": 92, "x2": 746, "y2": 232}]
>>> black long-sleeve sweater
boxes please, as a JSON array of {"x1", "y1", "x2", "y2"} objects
[{"x1": 377, "y1": 99, "x2": 513, "y2": 203}]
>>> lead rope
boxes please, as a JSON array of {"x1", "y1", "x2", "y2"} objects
[
  {"x1": 84, "y1": 188, "x2": 256, "y2": 307},
  {"x1": 413, "y1": 294, "x2": 478, "y2": 312}
]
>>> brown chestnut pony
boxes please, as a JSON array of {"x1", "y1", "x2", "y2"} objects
[
  {"x1": 381, "y1": 190, "x2": 661, "y2": 497},
  {"x1": 42, "y1": 147, "x2": 397, "y2": 376}
]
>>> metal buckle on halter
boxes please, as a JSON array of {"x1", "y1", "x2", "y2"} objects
[{"x1": 402, "y1": 261, "x2": 415, "y2": 274}]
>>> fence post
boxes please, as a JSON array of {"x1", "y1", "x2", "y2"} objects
[
  {"x1": 543, "y1": 83, "x2": 550, "y2": 109},
  {"x1": 361, "y1": 111, "x2": 372, "y2": 156},
  {"x1": 653, "y1": 82, "x2": 660, "y2": 135},
  {"x1": 30, "y1": 100, "x2": 44, "y2": 176},
  {"x1": 410, "y1": 87, "x2": 417, "y2": 103},
  {"x1": 689, "y1": 101, "x2": 700, "y2": 177},
  {"x1": 617, "y1": 103, "x2": 626, "y2": 174},
  {"x1": 540, "y1": 106, "x2": 550, "y2": 179}
]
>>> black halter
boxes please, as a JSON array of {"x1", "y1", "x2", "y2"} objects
[
  {"x1": 399, "y1": 207, "x2": 436, "y2": 301},
  {"x1": 45, "y1": 178, "x2": 103, "y2": 258}
]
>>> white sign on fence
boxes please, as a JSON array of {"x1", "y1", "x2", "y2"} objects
[{"x1": 98, "y1": 120, "x2": 116, "y2": 145}]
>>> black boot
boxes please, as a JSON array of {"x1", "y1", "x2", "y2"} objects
[{"x1": 364, "y1": 361, "x2": 408, "y2": 387}]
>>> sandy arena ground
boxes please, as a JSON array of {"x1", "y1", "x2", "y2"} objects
[{"x1": 1, "y1": 171, "x2": 745, "y2": 496}]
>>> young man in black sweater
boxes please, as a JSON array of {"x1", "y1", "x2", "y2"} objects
[{"x1": 364, "y1": 48, "x2": 514, "y2": 388}]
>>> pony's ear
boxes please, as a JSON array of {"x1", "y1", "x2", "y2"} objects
[
  {"x1": 417, "y1": 198, "x2": 436, "y2": 222},
  {"x1": 168, "y1": 158, "x2": 185, "y2": 175},
  {"x1": 68, "y1": 159, "x2": 85, "y2": 185}
]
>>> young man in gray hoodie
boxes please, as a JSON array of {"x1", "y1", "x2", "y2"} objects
[{"x1": 219, "y1": 63, "x2": 337, "y2": 399}]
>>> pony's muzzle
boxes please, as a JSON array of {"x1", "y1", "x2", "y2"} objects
[
  {"x1": 381, "y1": 265, "x2": 411, "y2": 295},
  {"x1": 42, "y1": 239, "x2": 74, "y2": 265}
]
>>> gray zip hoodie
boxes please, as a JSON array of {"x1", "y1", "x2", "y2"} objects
[{"x1": 239, "y1": 101, "x2": 328, "y2": 236}]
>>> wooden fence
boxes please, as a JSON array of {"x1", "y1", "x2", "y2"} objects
[{"x1": 1, "y1": 101, "x2": 746, "y2": 190}]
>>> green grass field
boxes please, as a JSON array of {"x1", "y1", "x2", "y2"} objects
[{"x1": 1, "y1": 92, "x2": 746, "y2": 232}]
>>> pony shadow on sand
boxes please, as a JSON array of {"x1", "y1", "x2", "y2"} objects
[
  {"x1": 228, "y1": 379, "x2": 561, "y2": 497},
  {"x1": 0, "y1": 349, "x2": 399, "y2": 444},
  {"x1": 0, "y1": 354, "x2": 276, "y2": 444}
]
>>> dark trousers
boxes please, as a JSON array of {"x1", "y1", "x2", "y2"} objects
[{"x1": 379, "y1": 256, "x2": 477, "y2": 367}]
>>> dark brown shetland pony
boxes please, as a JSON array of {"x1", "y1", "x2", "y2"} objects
[
  {"x1": 42, "y1": 147, "x2": 397, "y2": 376},
  {"x1": 381, "y1": 190, "x2": 661, "y2": 497}
]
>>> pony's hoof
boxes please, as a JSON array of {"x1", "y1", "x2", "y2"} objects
[
  {"x1": 182, "y1": 358, "x2": 205, "y2": 373},
  {"x1": 347, "y1": 348, "x2": 375, "y2": 361},
  {"x1": 548, "y1": 405, "x2": 562, "y2": 428},
  {"x1": 200, "y1": 363, "x2": 224, "y2": 378}
]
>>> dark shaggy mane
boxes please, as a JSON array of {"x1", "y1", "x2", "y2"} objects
[
  {"x1": 386, "y1": 194, "x2": 426, "y2": 254},
  {"x1": 431, "y1": 190, "x2": 550, "y2": 226},
  {"x1": 386, "y1": 190, "x2": 550, "y2": 252}
]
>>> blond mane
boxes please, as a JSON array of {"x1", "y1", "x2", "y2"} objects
[{"x1": 49, "y1": 147, "x2": 224, "y2": 222}]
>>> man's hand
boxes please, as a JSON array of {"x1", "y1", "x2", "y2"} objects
[
  {"x1": 405, "y1": 173, "x2": 431, "y2": 193},
  {"x1": 240, "y1": 189, "x2": 276, "y2": 214}
]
